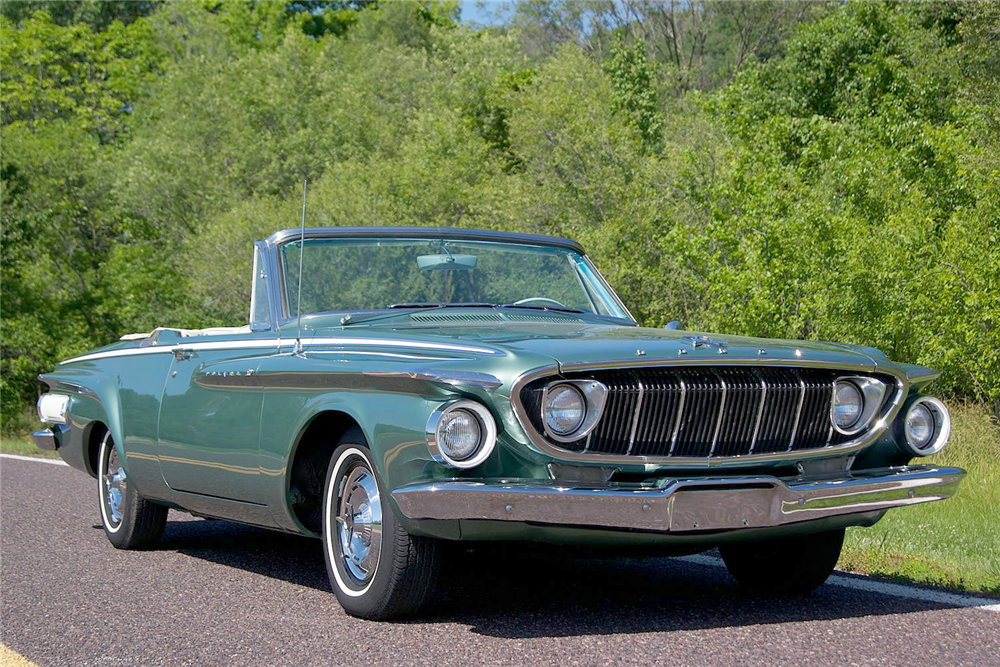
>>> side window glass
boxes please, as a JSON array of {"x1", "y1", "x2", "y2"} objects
[{"x1": 249, "y1": 246, "x2": 271, "y2": 330}]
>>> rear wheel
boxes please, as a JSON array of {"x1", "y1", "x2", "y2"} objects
[
  {"x1": 322, "y1": 437, "x2": 441, "y2": 619},
  {"x1": 98, "y1": 431, "x2": 167, "y2": 549},
  {"x1": 720, "y1": 528, "x2": 844, "y2": 595}
]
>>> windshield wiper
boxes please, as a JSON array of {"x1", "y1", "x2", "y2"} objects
[
  {"x1": 340, "y1": 301, "x2": 587, "y2": 327},
  {"x1": 391, "y1": 302, "x2": 586, "y2": 314},
  {"x1": 387, "y1": 302, "x2": 496, "y2": 309},
  {"x1": 497, "y1": 303, "x2": 586, "y2": 314}
]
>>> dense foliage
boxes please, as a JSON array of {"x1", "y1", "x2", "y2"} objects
[{"x1": 2, "y1": 0, "x2": 998, "y2": 432}]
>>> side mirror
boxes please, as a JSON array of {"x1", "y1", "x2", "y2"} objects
[{"x1": 664, "y1": 320, "x2": 681, "y2": 330}]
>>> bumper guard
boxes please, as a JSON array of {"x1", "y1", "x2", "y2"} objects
[{"x1": 31, "y1": 429, "x2": 58, "y2": 452}]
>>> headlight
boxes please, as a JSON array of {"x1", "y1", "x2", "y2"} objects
[
  {"x1": 540, "y1": 380, "x2": 608, "y2": 443},
  {"x1": 426, "y1": 399, "x2": 496, "y2": 468},
  {"x1": 438, "y1": 409, "x2": 482, "y2": 460},
  {"x1": 833, "y1": 381, "x2": 863, "y2": 429},
  {"x1": 37, "y1": 393, "x2": 70, "y2": 425},
  {"x1": 830, "y1": 376, "x2": 888, "y2": 436},
  {"x1": 905, "y1": 403, "x2": 934, "y2": 449},
  {"x1": 901, "y1": 396, "x2": 951, "y2": 456},
  {"x1": 544, "y1": 384, "x2": 585, "y2": 435}
]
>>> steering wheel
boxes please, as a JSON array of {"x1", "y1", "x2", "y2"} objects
[{"x1": 513, "y1": 297, "x2": 568, "y2": 308}]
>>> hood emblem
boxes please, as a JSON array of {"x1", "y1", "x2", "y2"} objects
[{"x1": 680, "y1": 335, "x2": 729, "y2": 352}]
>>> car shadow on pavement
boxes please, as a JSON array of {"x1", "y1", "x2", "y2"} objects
[{"x1": 161, "y1": 516, "x2": 976, "y2": 639}]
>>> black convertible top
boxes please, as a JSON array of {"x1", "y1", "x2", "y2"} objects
[{"x1": 264, "y1": 226, "x2": 586, "y2": 254}]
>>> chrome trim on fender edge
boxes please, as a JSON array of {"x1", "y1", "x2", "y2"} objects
[
  {"x1": 392, "y1": 465, "x2": 965, "y2": 532},
  {"x1": 509, "y1": 359, "x2": 908, "y2": 468},
  {"x1": 363, "y1": 368, "x2": 502, "y2": 389}
]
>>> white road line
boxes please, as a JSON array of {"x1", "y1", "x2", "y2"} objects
[
  {"x1": 0, "y1": 453, "x2": 68, "y2": 466},
  {"x1": 679, "y1": 553, "x2": 1000, "y2": 613}
]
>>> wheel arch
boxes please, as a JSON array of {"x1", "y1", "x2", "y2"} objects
[{"x1": 284, "y1": 409, "x2": 367, "y2": 535}]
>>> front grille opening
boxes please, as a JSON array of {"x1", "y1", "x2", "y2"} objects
[
  {"x1": 609, "y1": 466, "x2": 799, "y2": 484},
  {"x1": 521, "y1": 366, "x2": 897, "y2": 460}
]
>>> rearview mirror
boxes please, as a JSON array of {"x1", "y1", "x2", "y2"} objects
[{"x1": 417, "y1": 254, "x2": 478, "y2": 271}]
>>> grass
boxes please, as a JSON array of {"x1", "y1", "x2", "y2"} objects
[
  {"x1": 840, "y1": 402, "x2": 1000, "y2": 594},
  {"x1": 0, "y1": 435, "x2": 60, "y2": 458}
]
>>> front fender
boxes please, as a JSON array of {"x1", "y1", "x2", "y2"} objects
[{"x1": 258, "y1": 380, "x2": 552, "y2": 535}]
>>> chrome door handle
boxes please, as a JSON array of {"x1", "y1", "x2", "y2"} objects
[{"x1": 173, "y1": 348, "x2": 196, "y2": 361}]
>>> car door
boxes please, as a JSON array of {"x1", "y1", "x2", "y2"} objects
[
  {"x1": 156, "y1": 244, "x2": 280, "y2": 506},
  {"x1": 157, "y1": 338, "x2": 274, "y2": 504}
]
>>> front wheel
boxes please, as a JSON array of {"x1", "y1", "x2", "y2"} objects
[
  {"x1": 720, "y1": 528, "x2": 844, "y2": 595},
  {"x1": 98, "y1": 431, "x2": 167, "y2": 549},
  {"x1": 322, "y1": 439, "x2": 441, "y2": 619}
]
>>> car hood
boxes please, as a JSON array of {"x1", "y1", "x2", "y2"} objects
[{"x1": 313, "y1": 317, "x2": 887, "y2": 371}]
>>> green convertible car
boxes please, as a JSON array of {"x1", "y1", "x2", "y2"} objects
[{"x1": 34, "y1": 226, "x2": 964, "y2": 618}]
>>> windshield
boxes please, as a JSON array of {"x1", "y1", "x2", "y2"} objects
[{"x1": 278, "y1": 237, "x2": 630, "y2": 320}]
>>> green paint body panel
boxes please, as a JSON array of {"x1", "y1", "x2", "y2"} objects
[{"x1": 36, "y1": 230, "x2": 955, "y2": 549}]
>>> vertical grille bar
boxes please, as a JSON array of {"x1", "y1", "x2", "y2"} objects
[
  {"x1": 708, "y1": 373, "x2": 728, "y2": 457},
  {"x1": 625, "y1": 379, "x2": 645, "y2": 455},
  {"x1": 668, "y1": 377, "x2": 687, "y2": 455},
  {"x1": 786, "y1": 375, "x2": 807, "y2": 451},
  {"x1": 748, "y1": 374, "x2": 767, "y2": 454}
]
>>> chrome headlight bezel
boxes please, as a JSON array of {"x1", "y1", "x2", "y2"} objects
[
  {"x1": 831, "y1": 376, "x2": 887, "y2": 436},
  {"x1": 900, "y1": 396, "x2": 951, "y2": 457},
  {"x1": 426, "y1": 399, "x2": 497, "y2": 469},
  {"x1": 540, "y1": 380, "x2": 608, "y2": 443}
]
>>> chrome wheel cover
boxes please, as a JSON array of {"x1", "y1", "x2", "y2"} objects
[
  {"x1": 101, "y1": 434, "x2": 127, "y2": 529},
  {"x1": 336, "y1": 464, "x2": 382, "y2": 586}
]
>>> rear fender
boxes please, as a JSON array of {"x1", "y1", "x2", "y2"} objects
[{"x1": 40, "y1": 374, "x2": 121, "y2": 479}]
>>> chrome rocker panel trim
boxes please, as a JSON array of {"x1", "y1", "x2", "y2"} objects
[
  {"x1": 509, "y1": 359, "x2": 908, "y2": 468},
  {"x1": 392, "y1": 465, "x2": 964, "y2": 533}
]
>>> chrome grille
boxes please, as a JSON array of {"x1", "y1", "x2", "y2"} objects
[{"x1": 521, "y1": 367, "x2": 895, "y2": 459}]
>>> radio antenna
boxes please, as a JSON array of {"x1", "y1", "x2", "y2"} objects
[{"x1": 294, "y1": 179, "x2": 307, "y2": 356}]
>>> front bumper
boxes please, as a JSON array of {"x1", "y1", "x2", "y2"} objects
[{"x1": 392, "y1": 465, "x2": 965, "y2": 534}]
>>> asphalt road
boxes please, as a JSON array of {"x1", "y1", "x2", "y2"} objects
[{"x1": 3, "y1": 456, "x2": 999, "y2": 667}]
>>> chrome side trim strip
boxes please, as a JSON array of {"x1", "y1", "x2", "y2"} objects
[
  {"x1": 625, "y1": 379, "x2": 645, "y2": 455},
  {"x1": 748, "y1": 375, "x2": 767, "y2": 455},
  {"x1": 708, "y1": 373, "x2": 727, "y2": 457},
  {"x1": 392, "y1": 465, "x2": 966, "y2": 532},
  {"x1": 787, "y1": 375, "x2": 807, "y2": 451},
  {"x1": 509, "y1": 360, "x2": 908, "y2": 469},
  {"x1": 60, "y1": 337, "x2": 501, "y2": 365},
  {"x1": 60, "y1": 346, "x2": 176, "y2": 364}
]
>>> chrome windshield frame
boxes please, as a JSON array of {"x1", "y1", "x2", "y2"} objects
[{"x1": 260, "y1": 228, "x2": 637, "y2": 325}]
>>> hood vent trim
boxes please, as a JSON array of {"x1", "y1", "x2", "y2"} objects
[{"x1": 410, "y1": 311, "x2": 583, "y2": 324}]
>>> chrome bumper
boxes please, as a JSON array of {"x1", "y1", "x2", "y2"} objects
[
  {"x1": 31, "y1": 429, "x2": 57, "y2": 451},
  {"x1": 392, "y1": 465, "x2": 965, "y2": 533}
]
